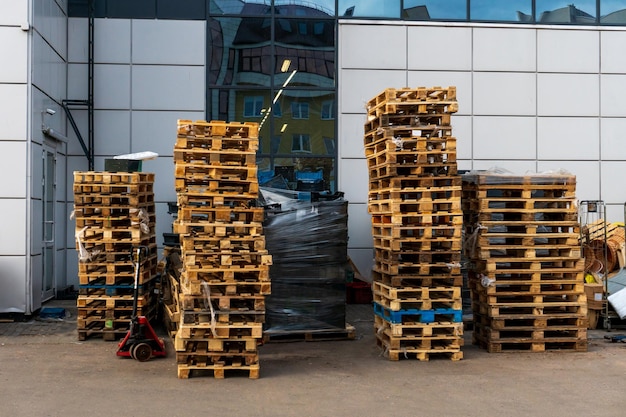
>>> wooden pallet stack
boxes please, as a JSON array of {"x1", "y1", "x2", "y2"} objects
[
  {"x1": 172, "y1": 119, "x2": 271, "y2": 379},
  {"x1": 462, "y1": 172, "x2": 588, "y2": 352},
  {"x1": 73, "y1": 171, "x2": 158, "y2": 341},
  {"x1": 365, "y1": 86, "x2": 464, "y2": 361}
]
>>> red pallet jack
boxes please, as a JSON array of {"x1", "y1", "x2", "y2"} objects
[{"x1": 116, "y1": 246, "x2": 167, "y2": 361}]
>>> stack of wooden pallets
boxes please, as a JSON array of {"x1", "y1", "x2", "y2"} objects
[
  {"x1": 73, "y1": 171, "x2": 158, "y2": 341},
  {"x1": 172, "y1": 119, "x2": 271, "y2": 379},
  {"x1": 462, "y1": 172, "x2": 588, "y2": 352},
  {"x1": 365, "y1": 86, "x2": 464, "y2": 361}
]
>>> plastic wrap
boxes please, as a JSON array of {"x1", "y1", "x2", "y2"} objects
[{"x1": 261, "y1": 187, "x2": 348, "y2": 332}]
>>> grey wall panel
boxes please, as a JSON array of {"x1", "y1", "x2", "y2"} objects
[
  {"x1": 92, "y1": 110, "x2": 132, "y2": 155},
  {"x1": 339, "y1": 113, "x2": 367, "y2": 159},
  {"x1": 131, "y1": 65, "x2": 205, "y2": 110},
  {"x1": 131, "y1": 110, "x2": 205, "y2": 157},
  {"x1": 338, "y1": 157, "x2": 368, "y2": 204},
  {"x1": 94, "y1": 64, "x2": 131, "y2": 109},
  {"x1": 147, "y1": 156, "x2": 176, "y2": 202},
  {"x1": 452, "y1": 115, "x2": 472, "y2": 160},
  {"x1": 95, "y1": 19, "x2": 131, "y2": 64},
  {"x1": 68, "y1": 18, "x2": 88, "y2": 63},
  {"x1": 132, "y1": 19, "x2": 205, "y2": 65}
]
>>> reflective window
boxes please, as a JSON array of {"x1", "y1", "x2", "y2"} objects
[
  {"x1": 536, "y1": 0, "x2": 597, "y2": 24},
  {"x1": 402, "y1": 0, "x2": 467, "y2": 20},
  {"x1": 291, "y1": 102, "x2": 310, "y2": 119},
  {"x1": 244, "y1": 96, "x2": 264, "y2": 117},
  {"x1": 338, "y1": 0, "x2": 401, "y2": 18},
  {"x1": 275, "y1": 0, "x2": 336, "y2": 17},
  {"x1": 321, "y1": 100, "x2": 334, "y2": 120},
  {"x1": 210, "y1": 0, "x2": 271, "y2": 16},
  {"x1": 292, "y1": 134, "x2": 312, "y2": 153},
  {"x1": 471, "y1": 0, "x2": 532, "y2": 22},
  {"x1": 601, "y1": 2, "x2": 626, "y2": 24}
]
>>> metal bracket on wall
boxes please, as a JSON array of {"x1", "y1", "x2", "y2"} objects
[{"x1": 62, "y1": 99, "x2": 94, "y2": 170}]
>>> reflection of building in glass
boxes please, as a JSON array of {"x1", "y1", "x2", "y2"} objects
[
  {"x1": 601, "y1": 9, "x2": 626, "y2": 24},
  {"x1": 402, "y1": 6, "x2": 430, "y2": 20},
  {"x1": 209, "y1": 1, "x2": 337, "y2": 191},
  {"x1": 518, "y1": 4, "x2": 595, "y2": 23}
]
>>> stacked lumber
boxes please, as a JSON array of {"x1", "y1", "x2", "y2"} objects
[
  {"x1": 462, "y1": 172, "x2": 588, "y2": 352},
  {"x1": 73, "y1": 171, "x2": 158, "y2": 341},
  {"x1": 365, "y1": 86, "x2": 464, "y2": 361},
  {"x1": 172, "y1": 119, "x2": 271, "y2": 379}
]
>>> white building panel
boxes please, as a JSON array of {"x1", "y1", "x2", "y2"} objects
[
  {"x1": 0, "y1": 84, "x2": 27, "y2": 140},
  {"x1": 601, "y1": 118, "x2": 626, "y2": 160},
  {"x1": 601, "y1": 74, "x2": 626, "y2": 117},
  {"x1": 131, "y1": 65, "x2": 204, "y2": 110},
  {"x1": 473, "y1": 116, "x2": 536, "y2": 160},
  {"x1": 0, "y1": 0, "x2": 28, "y2": 25},
  {"x1": 538, "y1": 160, "x2": 600, "y2": 202},
  {"x1": 473, "y1": 72, "x2": 536, "y2": 116},
  {"x1": 338, "y1": 157, "x2": 368, "y2": 204},
  {"x1": 473, "y1": 27, "x2": 536, "y2": 72},
  {"x1": 339, "y1": 24, "x2": 406, "y2": 70},
  {"x1": 538, "y1": 29, "x2": 599, "y2": 73},
  {"x1": 0, "y1": 199, "x2": 27, "y2": 255},
  {"x1": 471, "y1": 159, "x2": 538, "y2": 174},
  {"x1": 0, "y1": 27, "x2": 28, "y2": 83},
  {"x1": 452, "y1": 115, "x2": 472, "y2": 160},
  {"x1": 339, "y1": 113, "x2": 367, "y2": 159},
  {"x1": 537, "y1": 117, "x2": 599, "y2": 160},
  {"x1": 601, "y1": 31, "x2": 626, "y2": 74},
  {"x1": 601, "y1": 161, "x2": 626, "y2": 203},
  {"x1": 339, "y1": 69, "x2": 407, "y2": 114},
  {"x1": 132, "y1": 19, "x2": 205, "y2": 65},
  {"x1": 538, "y1": 73, "x2": 599, "y2": 116},
  {"x1": 407, "y1": 71, "x2": 472, "y2": 114},
  {"x1": 147, "y1": 156, "x2": 176, "y2": 202},
  {"x1": 407, "y1": 26, "x2": 472, "y2": 71},
  {"x1": 348, "y1": 203, "x2": 373, "y2": 248},
  {"x1": 0, "y1": 141, "x2": 27, "y2": 198}
]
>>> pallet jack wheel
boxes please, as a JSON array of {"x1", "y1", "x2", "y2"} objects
[
  {"x1": 133, "y1": 343, "x2": 153, "y2": 362},
  {"x1": 129, "y1": 343, "x2": 138, "y2": 360}
]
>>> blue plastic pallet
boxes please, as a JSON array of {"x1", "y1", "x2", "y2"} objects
[{"x1": 373, "y1": 302, "x2": 462, "y2": 324}]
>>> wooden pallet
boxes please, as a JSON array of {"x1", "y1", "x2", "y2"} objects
[
  {"x1": 180, "y1": 234, "x2": 266, "y2": 252},
  {"x1": 74, "y1": 171, "x2": 155, "y2": 184},
  {"x1": 372, "y1": 270, "x2": 463, "y2": 288},
  {"x1": 472, "y1": 332, "x2": 587, "y2": 353},
  {"x1": 173, "y1": 220, "x2": 263, "y2": 237},
  {"x1": 368, "y1": 161, "x2": 457, "y2": 180},
  {"x1": 373, "y1": 235, "x2": 462, "y2": 252},
  {"x1": 374, "y1": 315, "x2": 463, "y2": 337},
  {"x1": 473, "y1": 311, "x2": 588, "y2": 330},
  {"x1": 176, "y1": 190, "x2": 259, "y2": 207},
  {"x1": 173, "y1": 147, "x2": 256, "y2": 166},
  {"x1": 365, "y1": 113, "x2": 452, "y2": 134},
  {"x1": 376, "y1": 334, "x2": 463, "y2": 361},
  {"x1": 177, "y1": 119, "x2": 259, "y2": 140},
  {"x1": 176, "y1": 321, "x2": 263, "y2": 339},
  {"x1": 177, "y1": 363, "x2": 260, "y2": 379},
  {"x1": 176, "y1": 206, "x2": 265, "y2": 223}
]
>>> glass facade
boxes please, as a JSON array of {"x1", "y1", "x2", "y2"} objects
[
  {"x1": 208, "y1": 3, "x2": 338, "y2": 192},
  {"x1": 67, "y1": 0, "x2": 626, "y2": 191}
]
